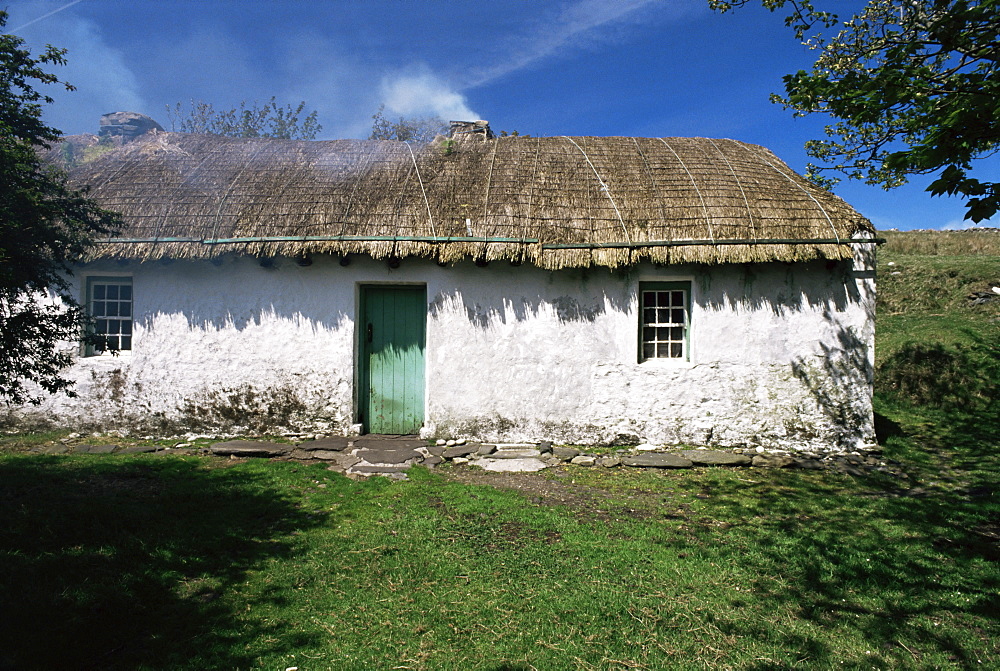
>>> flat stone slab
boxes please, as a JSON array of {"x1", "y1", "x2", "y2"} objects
[
  {"x1": 752, "y1": 454, "x2": 796, "y2": 468},
  {"x1": 353, "y1": 435, "x2": 425, "y2": 450},
  {"x1": 680, "y1": 450, "x2": 752, "y2": 466},
  {"x1": 355, "y1": 448, "x2": 420, "y2": 465},
  {"x1": 621, "y1": 453, "x2": 693, "y2": 469},
  {"x1": 491, "y1": 448, "x2": 543, "y2": 459},
  {"x1": 297, "y1": 436, "x2": 350, "y2": 451},
  {"x1": 120, "y1": 445, "x2": 160, "y2": 454},
  {"x1": 443, "y1": 444, "x2": 480, "y2": 459},
  {"x1": 551, "y1": 447, "x2": 580, "y2": 460},
  {"x1": 312, "y1": 449, "x2": 355, "y2": 461},
  {"x1": 210, "y1": 440, "x2": 290, "y2": 458},
  {"x1": 475, "y1": 458, "x2": 548, "y2": 472},
  {"x1": 75, "y1": 444, "x2": 118, "y2": 454},
  {"x1": 329, "y1": 454, "x2": 361, "y2": 470},
  {"x1": 36, "y1": 445, "x2": 69, "y2": 454}
]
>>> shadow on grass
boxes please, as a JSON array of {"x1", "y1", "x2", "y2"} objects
[
  {"x1": 688, "y1": 470, "x2": 999, "y2": 668},
  {"x1": 0, "y1": 455, "x2": 324, "y2": 670},
  {"x1": 876, "y1": 328, "x2": 1000, "y2": 460}
]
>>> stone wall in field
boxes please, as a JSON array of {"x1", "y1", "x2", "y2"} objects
[{"x1": 9, "y1": 248, "x2": 876, "y2": 450}]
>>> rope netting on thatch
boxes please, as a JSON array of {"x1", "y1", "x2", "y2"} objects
[{"x1": 71, "y1": 132, "x2": 874, "y2": 268}]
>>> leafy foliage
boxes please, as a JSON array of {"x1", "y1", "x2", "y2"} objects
[
  {"x1": 166, "y1": 97, "x2": 322, "y2": 140},
  {"x1": 711, "y1": 0, "x2": 1000, "y2": 222},
  {"x1": 0, "y1": 11, "x2": 121, "y2": 404},
  {"x1": 369, "y1": 104, "x2": 448, "y2": 143}
]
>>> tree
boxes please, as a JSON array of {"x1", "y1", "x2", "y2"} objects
[
  {"x1": 369, "y1": 105, "x2": 449, "y2": 143},
  {"x1": 1, "y1": 10, "x2": 121, "y2": 404},
  {"x1": 166, "y1": 97, "x2": 322, "y2": 140},
  {"x1": 710, "y1": 0, "x2": 1000, "y2": 222}
]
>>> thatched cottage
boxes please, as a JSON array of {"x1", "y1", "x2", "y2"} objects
[{"x1": 21, "y1": 123, "x2": 878, "y2": 449}]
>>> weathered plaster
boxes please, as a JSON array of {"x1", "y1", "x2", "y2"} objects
[{"x1": 10, "y1": 247, "x2": 876, "y2": 449}]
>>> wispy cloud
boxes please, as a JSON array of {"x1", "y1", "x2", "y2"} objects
[
  {"x1": 10, "y1": 0, "x2": 85, "y2": 32},
  {"x1": 369, "y1": 0, "x2": 677, "y2": 130},
  {"x1": 462, "y1": 0, "x2": 668, "y2": 88},
  {"x1": 10, "y1": 2, "x2": 146, "y2": 135}
]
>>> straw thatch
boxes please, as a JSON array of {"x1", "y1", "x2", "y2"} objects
[{"x1": 69, "y1": 131, "x2": 874, "y2": 269}]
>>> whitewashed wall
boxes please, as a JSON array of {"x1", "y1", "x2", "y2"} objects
[{"x1": 10, "y1": 249, "x2": 876, "y2": 449}]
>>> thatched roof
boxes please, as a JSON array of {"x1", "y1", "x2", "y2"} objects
[{"x1": 69, "y1": 132, "x2": 875, "y2": 269}]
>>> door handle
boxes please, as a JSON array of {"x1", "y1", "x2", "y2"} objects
[{"x1": 367, "y1": 323, "x2": 373, "y2": 343}]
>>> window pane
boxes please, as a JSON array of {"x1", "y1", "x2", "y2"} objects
[
  {"x1": 107, "y1": 320, "x2": 120, "y2": 334},
  {"x1": 106, "y1": 285, "x2": 119, "y2": 299},
  {"x1": 92, "y1": 301, "x2": 106, "y2": 315},
  {"x1": 96, "y1": 319, "x2": 107, "y2": 334},
  {"x1": 120, "y1": 285, "x2": 132, "y2": 300},
  {"x1": 106, "y1": 302, "x2": 119, "y2": 317},
  {"x1": 122, "y1": 321, "x2": 132, "y2": 335},
  {"x1": 120, "y1": 302, "x2": 131, "y2": 317},
  {"x1": 93, "y1": 285, "x2": 106, "y2": 299},
  {"x1": 120, "y1": 336, "x2": 132, "y2": 350},
  {"x1": 639, "y1": 283, "x2": 690, "y2": 361}
]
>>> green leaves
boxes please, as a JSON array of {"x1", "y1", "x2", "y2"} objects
[
  {"x1": 369, "y1": 105, "x2": 449, "y2": 144},
  {"x1": 1, "y1": 10, "x2": 122, "y2": 403},
  {"x1": 165, "y1": 98, "x2": 322, "y2": 140},
  {"x1": 715, "y1": 0, "x2": 1000, "y2": 223}
]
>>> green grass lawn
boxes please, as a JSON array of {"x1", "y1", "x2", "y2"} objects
[
  {"x1": 1, "y1": 230, "x2": 998, "y2": 669},
  {"x1": 1, "y1": 455, "x2": 996, "y2": 670}
]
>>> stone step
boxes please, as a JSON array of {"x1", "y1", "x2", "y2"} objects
[
  {"x1": 621, "y1": 453, "x2": 693, "y2": 469},
  {"x1": 355, "y1": 448, "x2": 421, "y2": 464},
  {"x1": 353, "y1": 435, "x2": 425, "y2": 450},
  {"x1": 490, "y1": 448, "x2": 543, "y2": 459},
  {"x1": 297, "y1": 436, "x2": 350, "y2": 451},
  {"x1": 680, "y1": 450, "x2": 752, "y2": 466},
  {"x1": 476, "y1": 457, "x2": 548, "y2": 472},
  {"x1": 443, "y1": 444, "x2": 480, "y2": 459}
]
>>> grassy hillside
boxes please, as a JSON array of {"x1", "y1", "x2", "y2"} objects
[{"x1": 874, "y1": 229, "x2": 1000, "y2": 473}]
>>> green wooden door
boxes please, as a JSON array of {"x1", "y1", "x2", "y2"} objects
[{"x1": 360, "y1": 285, "x2": 426, "y2": 434}]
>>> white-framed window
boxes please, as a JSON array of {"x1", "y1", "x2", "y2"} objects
[
  {"x1": 639, "y1": 281, "x2": 690, "y2": 361},
  {"x1": 85, "y1": 276, "x2": 132, "y2": 355}
]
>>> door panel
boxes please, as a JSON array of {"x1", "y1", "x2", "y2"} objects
[{"x1": 360, "y1": 285, "x2": 426, "y2": 434}]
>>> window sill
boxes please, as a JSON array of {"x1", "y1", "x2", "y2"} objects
[
  {"x1": 82, "y1": 350, "x2": 133, "y2": 359},
  {"x1": 638, "y1": 356, "x2": 693, "y2": 368}
]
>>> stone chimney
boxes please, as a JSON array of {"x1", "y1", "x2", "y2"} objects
[
  {"x1": 449, "y1": 120, "x2": 494, "y2": 140},
  {"x1": 99, "y1": 112, "x2": 164, "y2": 142}
]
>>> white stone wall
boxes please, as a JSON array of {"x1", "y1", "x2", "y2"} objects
[{"x1": 10, "y1": 249, "x2": 876, "y2": 449}]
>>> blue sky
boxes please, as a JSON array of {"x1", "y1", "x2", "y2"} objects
[{"x1": 8, "y1": 0, "x2": 996, "y2": 230}]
